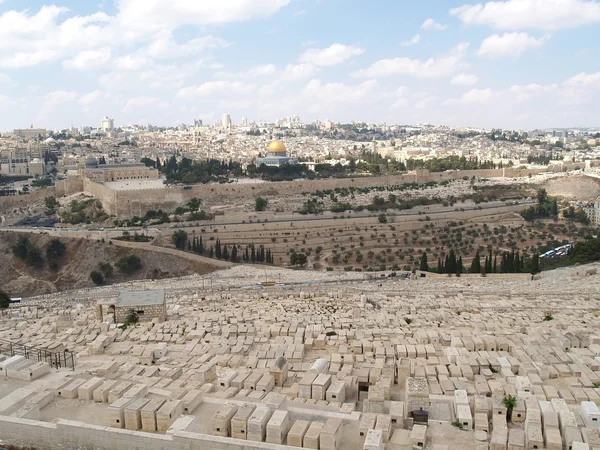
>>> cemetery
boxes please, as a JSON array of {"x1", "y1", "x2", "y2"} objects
[{"x1": 1, "y1": 262, "x2": 600, "y2": 449}]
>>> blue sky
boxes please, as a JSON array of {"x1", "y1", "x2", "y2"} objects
[{"x1": 0, "y1": 0, "x2": 599, "y2": 131}]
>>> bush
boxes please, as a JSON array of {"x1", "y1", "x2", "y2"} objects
[
  {"x1": 12, "y1": 236, "x2": 30, "y2": 260},
  {"x1": 44, "y1": 196, "x2": 59, "y2": 210},
  {"x1": 255, "y1": 197, "x2": 268, "y2": 212},
  {"x1": 378, "y1": 214, "x2": 387, "y2": 224},
  {"x1": 46, "y1": 239, "x2": 66, "y2": 270},
  {"x1": 98, "y1": 262, "x2": 114, "y2": 278},
  {"x1": 25, "y1": 245, "x2": 43, "y2": 268},
  {"x1": 116, "y1": 255, "x2": 142, "y2": 274},
  {"x1": 171, "y1": 230, "x2": 188, "y2": 250},
  {"x1": 0, "y1": 290, "x2": 10, "y2": 309},
  {"x1": 90, "y1": 271, "x2": 105, "y2": 285}
]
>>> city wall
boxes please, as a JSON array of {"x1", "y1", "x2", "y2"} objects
[
  {"x1": 0, "y1": 164, "x2": 573, "y2": 218},
  {"x1": 105, "y1": 167, "x2": 554, "y2": 218},
  {"x1": 0, "y1": 415, "x2": 299, "y2": 450}
]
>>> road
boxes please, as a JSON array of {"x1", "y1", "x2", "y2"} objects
[{"x1": 0, "y1": 200, "x2": 534, "y2": 237}]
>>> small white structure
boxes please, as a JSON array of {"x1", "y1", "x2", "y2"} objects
[{"x1": 581, "y1": 401, "x2": 600, "y2": 429}]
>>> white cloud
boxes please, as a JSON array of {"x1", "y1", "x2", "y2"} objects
[
  {"x1": 353, "y1": 43, "x2": 468, "y2": 79},
  {"x1": 243, "y1": 64, "x2": 278, "y2": 77},
  {"x1": 146, "y1": 33, "x2": 231, "y2": 59},
  {"x1": 451, "y1": 73, "x2": 479, "y2": 85},
  {"x1": 176, "y1": 81, "x2": 256, "y2": 99},
  {"x1": 477, "y1": 32, "x2": 549, "y2": 59},
  {"x1": 508, "y1": 83, "x2": 558, "y2": 101},
  {"x1": 115, "y1": 54, "x2": 149, "y2": 71},
  {"x1": 451, "y1": 0, "x2": 600, "y2": 31},
  {"x1": 40, "y1": 90, "x2": 77, "y2": 115},
  {"x1": 421, "y1": 18, "x2": 448, "y2": 31},
  {"x1": 117, "y1": 0, "x2": 291, "y2": 31},
  {"x1": 79, "y1": 90, "x2": 103, "y2": 107},
  {"x1": 302, "y1": 79, "x2": 380, "y2": 105},
  {"x1": 63, "y1": 47, "x2": 111, "y2": 70},
  {"x1": 299, "y1": 43, "x2": 364, "y2": 67},
  {"x1": 458, "y1": 88, "x2": 496, "y2": 104},
  {"x1": 281, "y1": 63, "x2": 316, "y2": 81},
  {"x1": 0, "y1": 7, "x2": 114, "y2": 69},
  {"x1": 400, "y1": 34, "x2": 421, "y2": 47},
  {"x1": 124, "y1": 96, "x2": 156, "y2": 111},
  {"x1": 564, "y1": 72, "x2": 600, "y2": 86}
]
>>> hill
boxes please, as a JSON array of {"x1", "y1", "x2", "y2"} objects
[{"x1": 0, "y1": 231, "x2": 220, "y2": 297}]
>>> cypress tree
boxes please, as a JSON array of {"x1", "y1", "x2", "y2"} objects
[
  {"x1": 222, "y1": 245, "x2": 229, "y2": 261},
  {"x1": 437, "y1": 258, "x2": 442, "y2": 274},
  {"x1": 251, "y1": 245, "x2": 256, "y2": 263},
  {"x1": 187, "y1": 240, "x2": 191, "y2": 251},
  {"x1": 156, "y1": 156, "x2": 161, "y2": 170},
  {"x1": 419, "y1": 252, "x2": 429, "y2": 272},
  {"x1": 199, "y1": 235, "x2": 203, "y2": 254},
  {"x1": 470, "y1": 250, "x2": 481, "y2": 274},
  {"x1": 209, "y1": 245, "x2": 214, "y2": 258},
  {"x1": 457, "y1": 256, "x2": 463, "y2": 275},
  {"x1": 215, "y1": 239, "x2": 222, "y2": 259},
  {"x1": 230, "y1": 245, "x2": 237, "y2": 263},
  {"x1": 531, "y1": 252, "x2": 540, "y2": 275},
  {"x1": 245, "y1": 246, "x2": 249, "y2": 262},
  {"x1": 493, "y1": 255, "x2": 497, "y2": 273}
]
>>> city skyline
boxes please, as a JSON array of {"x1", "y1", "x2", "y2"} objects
[{"x1": 0, "y1": 0, "x2": 599, "y2": 131}]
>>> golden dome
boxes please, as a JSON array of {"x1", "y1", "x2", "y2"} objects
[{"x1": 267, "y1": 140, "x2": 286, "y2": 153}]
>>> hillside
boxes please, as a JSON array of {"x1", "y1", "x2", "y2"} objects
[{"x1": 0, "y1": 231, "x2": 220, "y2": 297}]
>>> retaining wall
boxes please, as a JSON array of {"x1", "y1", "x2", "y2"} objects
[{"x1": 0, "y1": 415, "x2": 300, "y2": 450}]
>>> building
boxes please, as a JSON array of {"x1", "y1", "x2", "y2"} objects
[
  {"x1": 241, "y1": 117, "x2": 248, "y2": 126},
  {"x1": 0, "y1": 148, "x2": 46, "y2": 176},
  {"x1": 80, "y1": 158, "x2": 159, "y2": 183},
  {"x1": 101, "y1": 117, "x2": 115, "y2": 132},
  {"x1": 222, "y1": 113, "x2": 231, "y2": 129},
  {"x1": 255, "y1": 141, "x2": 298, "y2": 167},
  {"x1": 13, "y1": 125, "x2": 49, "y2": 140},
  {"x1": 585, "y1": 197, "x2": 600, "y2": 225},
  {"x1": 113, "y1": 290, "x2": 166, "y2": 323}
]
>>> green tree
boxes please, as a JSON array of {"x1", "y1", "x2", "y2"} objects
[
  {"x1": 470, "y1": 250, "x2": 481, "y2": 274},
  {"x1": 46, "y1": 238, "x2": 66, "y2": 270},
  {"x1": 378, "y1": 214, "x2": 387, "y2": 224},
  {"x1": 171, "y1": 230, "x2": 188, "y2": 250},
  {"x1": 12, "y1": 236, "x2": 30, "y2": 260},
  {"x1": 25, "y1": 245, "x2": 43, "y2": 268},
  {"x1": 124, "y1": 309, "x2": 139, "y2": 327},
  {"x1": 44, "y1": 196, "x2": 59, "y2": 210},
  {"x1": 255, "y1": 197, "x2": 268, "y2": 212},
  {"x1": 230, "y1": 245, "x2": 238, "y2": 262},
  {"x1": 530, "y1": 252, "x2": 540, "y2": 275},
  {"x1": 419, "y1": 252, "x2": 429, "y2": 271},
  {"x1": 116, "y1": 255, "x2": 142, "y2": 274},
  {"x1": 98, "y1": 262, "x2": 114, "y2": 278},
  {"x1": 0, "y1": 290, "x2": 10, "y2": 309},
  {"x1": 290, "y1": 252, "x2": 308, "y2": 267},
  {"x1": 90, "y1": 271, "x2": 105, "y2": 285},
  {"x1": 503, "y1": 395, "x2": 517, "y2": 421}
]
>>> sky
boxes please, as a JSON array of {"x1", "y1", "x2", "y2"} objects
[{"x1": 0, "y1": 0, "x2": 599, "y2": 131}]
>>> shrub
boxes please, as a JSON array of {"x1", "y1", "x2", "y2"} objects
[
  {"x1": 90, "y1": 271, "x2": 105, "y2": 285},
  {"x1": 98, "y1": 262, "x2": 114, "y2": 278},
  {"x1": 116, "y1": 255, "x2": 142, "y2": 274},
  {"x1": 255, "y1": 197, "x2": 268, "y2": 212}
]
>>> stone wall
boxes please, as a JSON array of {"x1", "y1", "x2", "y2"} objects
[
  {"x1": 0, "y1": 165, "x2": 572, "y2": 217},
  {"x1": 0, "y1": 415, "x2": 299, "y2": 450},
  {"x1": 103, "y1": 167, "x2": 555, "y2": 218},
  {"x1": 115, "y1": 303, "x2": 166, "y2": 323}
]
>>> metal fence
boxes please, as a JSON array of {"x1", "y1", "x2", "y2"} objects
[{"x1": 0, "y1": 338, "x2": 75, "y2": 370}]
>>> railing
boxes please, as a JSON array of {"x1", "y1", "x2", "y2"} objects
[{"x1": 0, "y1": 338, "x2": 75, "y2": 370}]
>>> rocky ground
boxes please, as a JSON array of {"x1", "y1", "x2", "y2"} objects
[{"x1": 0, "y1": 231, "x2": 220, "y2": 297}]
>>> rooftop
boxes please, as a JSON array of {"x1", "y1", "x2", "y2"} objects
[{"x1": 116, "y1": 290, "x2": 165, "y2": 308}]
